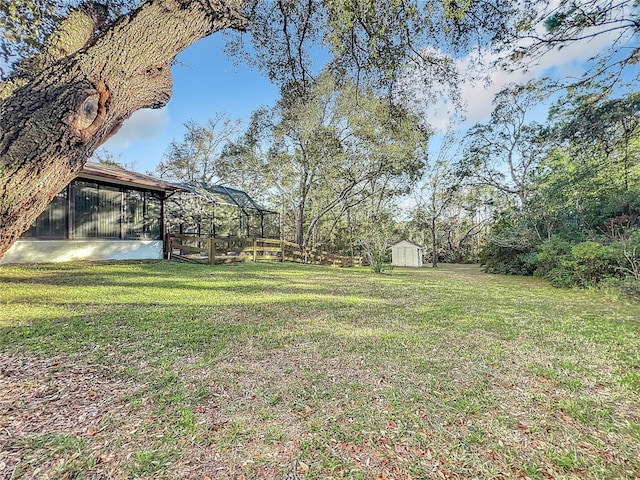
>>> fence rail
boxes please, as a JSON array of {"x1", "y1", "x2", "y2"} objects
[{"x1": 166, "y1": 234, "x2": 364, "y2": 267}]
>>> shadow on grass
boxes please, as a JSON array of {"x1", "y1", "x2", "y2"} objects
[{"x1": 2, "y1": 261, "x2": 639, "y2": 385}]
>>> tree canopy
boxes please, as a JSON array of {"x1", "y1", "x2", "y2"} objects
[
  {"x1": 1, "y1": 0, "x2": 639, "y2": 259},
  {"x1": 222, "y1": 72, "x2": 426, "y2": 249}
]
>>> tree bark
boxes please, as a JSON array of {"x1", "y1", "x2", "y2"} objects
[
  {"x1": 431, "y1": 215, "x2": 437, "y2": 268},
  {"x1": 295, "y1": 203, "x2": 305, "y2": 249},
  {"x1": 0, "y1": 0, "x2": 248, "y2": 259}
]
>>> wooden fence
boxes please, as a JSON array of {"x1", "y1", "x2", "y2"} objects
[{"x1": 166, "y1": 234, "x2": 365, "y2": 267}]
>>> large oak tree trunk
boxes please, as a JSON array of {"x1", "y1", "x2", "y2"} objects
[{"x1": 0, "y1": 0, "x2": 248, "y2": 259}]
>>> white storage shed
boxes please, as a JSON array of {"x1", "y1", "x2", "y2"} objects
[{"x1": 391, "y1": 240, "x2": 423, "y2": 267}]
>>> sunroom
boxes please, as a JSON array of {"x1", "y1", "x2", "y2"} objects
[{"x1": 1, "y1": 162, "x2": 181, "y2": 264}]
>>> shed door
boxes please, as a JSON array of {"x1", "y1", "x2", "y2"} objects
[
  {"x1": 398, "y1": 247, "x2": 406, "y2": 266},
  {"x1": 410, "y1": 247, "x2": 417, "y2": 266}
]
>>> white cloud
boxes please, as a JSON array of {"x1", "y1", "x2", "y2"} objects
[
  {"x1": 424, "y1": 27, "x2": 625, "y2": 131},
  {"x1": 105, "y1": 107, "x2": 169, "y2": 148}
]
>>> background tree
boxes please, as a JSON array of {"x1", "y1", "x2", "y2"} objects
[
  {"x1": 92, "y1": 147, "x2": 137, "y2": 171},
  {"x1": 443, "y1": 186, "x2": 494, "y2": 262},
  {"x1": 526, "y1": 89, "x2": 640, "y2": 239},
  {"x1": 458, "y1": 81, "x2": 550, "y2": 209},
  {"x1": 357, "y1": 211, "x2": 397, "y2": 273},
  {"x1": 550, "y1": 88, "x2": 640, "y2": 192},
  {"x1": 412, "y1": 131, "x2": 460, "y2": 267},
  {"x1": 405, "y1": 183, "x2": 493, "y2": 264},
  {"x1": 505, "y1": 0, "x2": 640, "y2": 86},
  {"x1": 152, "y1": 113, "x2": 262, "y2": 237},
  {"x1": 155, "y1": 114, "x2": 242, "y2": 185},
  {"x1": 477, "y1": 84, "x2": 640, "y2": 294},
  {"x1": 249, "y1": 72, "x2": 425, "y2": 249}
]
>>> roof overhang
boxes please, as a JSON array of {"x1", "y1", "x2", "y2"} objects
[
  {"x1": 78, "y1": 163, "x2": 278, "y2": 214},
  {"x1": 79, "y1": 162, "x2": 185, "y2": 193}
]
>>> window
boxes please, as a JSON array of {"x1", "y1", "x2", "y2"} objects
[
  {"x1": 22, "y1": 179, "x2": 165, "y2": 241},
  {"x1": 125, "y1": 190, "x2": 162, "y2": 240},
  {"x1": 23, "y1": 189, "x2": 68, "y2": 238},
  {"x1": 145, "y1": 193, "x2": 162, "y2": 240},
  {"x1": 98, "y1": 185, "x2": 121, "y2": 238},
  {"x1": 72, "y1": 181, "x2": 121, "y2": 238},
  {"x1": 125, "y1": 190, "x2": 144, "y2": 239}
]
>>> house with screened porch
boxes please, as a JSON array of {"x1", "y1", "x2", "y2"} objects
[{"x1": 1, "y1": 162, "x2": 278, "y2": 264}]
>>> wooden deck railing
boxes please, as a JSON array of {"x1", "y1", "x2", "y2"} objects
[{"x1": 166, "y1": 234, "x2": 364, "y2": 267}]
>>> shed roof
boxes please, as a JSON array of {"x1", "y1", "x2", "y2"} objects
[{"x1": 392, "y1": 240, "x2": 424, "y2": 249}]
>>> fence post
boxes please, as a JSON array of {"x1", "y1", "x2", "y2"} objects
[
  {"x1": 208, "y1": 238, "x2": 216, "y2": 265},
  {"x1": 165, "y1": 234, "x2": 171, "y2": 260},
  {"x1": 253, "y1": 238, "x2": 258, "y2": 262}
]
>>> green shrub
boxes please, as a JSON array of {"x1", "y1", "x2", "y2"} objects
[
  {"x1": 361, "y1": 237, "x2": 393, "y2": 273},
  {"x1": 611, "y1": 228, "x2": 640, "y2": 280},
  {"x1": 534, "y1": 236, "x2": 638, "y2": 291},
  {"x1": 618, "y1": 278, "x2": 640, "y2": 299},
  {"x1": 601, "y1": 276, "x2": 640, "y2": 301},
  {"x1": 367, "y1": 253, "x2": 393, "y2": 274},
  {"x1": 518, "y1": 251, "x2": 540, "y2": 275},
  {"x1": 480, "y1": 241, "x2": 538, "y2": 275},
  {"x1": 480, "y1": 223, "x2": 540, "y2": 276},
  {"x1": 535, "y1": 236, "x2": 574, "y2": 278},
  {"x1": 546, "y1": 267, "x2": 577, "y2": 288},
  {"x1": 568, "y1": 241, "x2": 619, "y2": 287}
]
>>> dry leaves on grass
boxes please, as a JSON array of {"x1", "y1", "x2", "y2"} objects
[{"x1": 0, "y1": 353, "x2": 149, "y2": 478}]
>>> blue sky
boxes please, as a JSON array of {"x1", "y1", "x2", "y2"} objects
[
  {"x1": 100, "y1": 34, "x2": 279, "y2": 174},
  {"x1": 99, "y1": 21, "x2": 636, "y2": 175}
]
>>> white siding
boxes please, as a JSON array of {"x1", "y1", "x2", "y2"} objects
[{"x1": 0, "y1": 240, "x2": 163, "y2": 264}]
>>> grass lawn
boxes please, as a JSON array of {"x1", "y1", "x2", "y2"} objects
[{"x1": 0, "y1": 261, "x2": 639, "y2": 479}]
